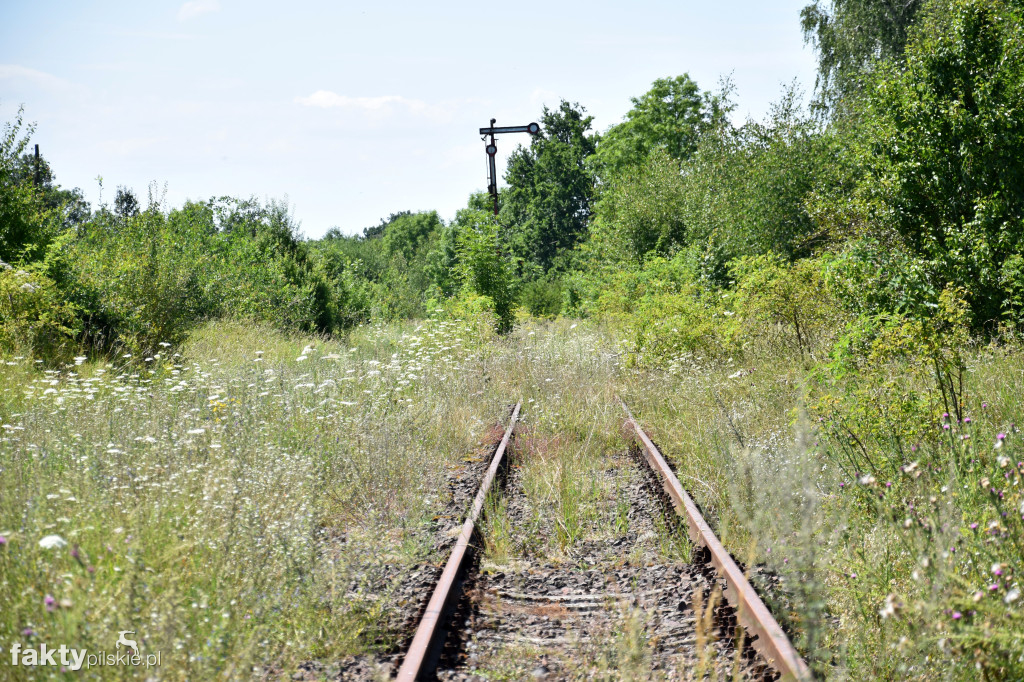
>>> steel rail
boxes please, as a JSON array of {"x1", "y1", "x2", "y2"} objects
[
  {"x1": 396, "y1": 402, "x2": 522, "y2": 681},
  {"x1": 618, "y1": 397, "x2": 811, "y2": 681}
]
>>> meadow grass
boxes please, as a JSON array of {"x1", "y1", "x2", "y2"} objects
[
  {"x1": 2, "y1": 315, "x2": 1023, "y2": 679},
  {"x1": 0, "y1": 318, "x2": 511, "y2": 679}
]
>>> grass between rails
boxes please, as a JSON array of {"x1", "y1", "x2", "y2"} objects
[{"x1": 2, "y1": 316, "x2": 1023, "y2": 679}]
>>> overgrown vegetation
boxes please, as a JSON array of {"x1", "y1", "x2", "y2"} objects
[{"x1": 4, "y1": 0, "x2": 1024, "y2": 677}]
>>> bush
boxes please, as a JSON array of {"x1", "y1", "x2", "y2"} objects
[
  {"x1": 519, "y1": 278, "x2": 563, "y2": 318},
  {"x1": 0, "y1": 264, "x2": 78, "y2": 359},
  {"x1": 730, "y1": 255, "x2": 841, "y2": 359},
  {"x1": 455, "y1": 210, "x2": 518, "y2": 333},
  {"x1": 593, "y1": 253, "x2": 739, "y2": 364}
]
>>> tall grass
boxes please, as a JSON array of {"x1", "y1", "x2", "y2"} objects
[
  {"x1": 3, "y1": 313, "x2": 1022, "y2": 679},
  {"x1": 0, "y1": 318, "x2": 509, "y2": 678}
]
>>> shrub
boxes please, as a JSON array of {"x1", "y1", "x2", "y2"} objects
[
  {"x1": 0, "y1": 264, "x2": 78, "y2": 359},
  {"x1": 519, "y1": 278, "x2": 563, "y2": 319}
]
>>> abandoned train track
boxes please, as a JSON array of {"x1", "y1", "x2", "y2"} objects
[{"x1": 394, "y1": 399, "x2": 810, "y2": 681}]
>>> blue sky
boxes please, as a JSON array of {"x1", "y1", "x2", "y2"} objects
[{"x1": 0, "y1": 1, "x2": 818, "y2": 237}]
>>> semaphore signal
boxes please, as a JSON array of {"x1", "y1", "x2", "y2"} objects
[{"x1": 479, "y1": 118, "x2": 541, "y2": 215}]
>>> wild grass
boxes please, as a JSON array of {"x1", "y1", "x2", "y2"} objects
[
  {"x1": 3, "y1": 312, "x2": 1022, "y2": 679},
  {"x1": 619, "y1": 330, "x2": 1024, "y2": 679},
  {"x1": 0, "y1": 318, "x2": 511, "y2": 678}
]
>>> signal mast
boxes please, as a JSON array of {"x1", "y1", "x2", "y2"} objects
[{"x1": 479, "y1": 118, "x2": 542, "y2": 214}]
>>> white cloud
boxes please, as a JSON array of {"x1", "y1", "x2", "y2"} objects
[
  {"x1": 294, "y1": 90, "x2": 460, "y2": 123},
  {"x1": 529, "y1": 88, "x2": 559, "y2": 109},
  {"x1": 0, "y1": 64, "x2": 69, "y2": 90},
  {"x1": 177, "y1": 0, "x2": 220, "y2": 22},
  {"x1": 296, "y1": 91, "x2": 423, "y2": 112},
  {"x1": 0, "y1": 64, "x2": 87, "y2": 97}
]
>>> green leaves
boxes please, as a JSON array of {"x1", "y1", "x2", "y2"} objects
[
  {"x1": 454, "y1": 210, "x2": 517, "y2": 333},
  {"x1": 594, "y1": 75, "x2": 729, "y2": 177},
  {"x1": 818, "y1": 0, "x2": 1024, "y2": 327},
  {"x1": 501, "y1": 101, "x2": 598, "y2": 275}
]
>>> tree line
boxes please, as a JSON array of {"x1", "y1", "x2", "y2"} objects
[{"x1": 3, "y1": 0, "x2": 1024, "y2": 359}]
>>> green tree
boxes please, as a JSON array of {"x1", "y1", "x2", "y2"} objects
[
  {"x1": 501, "y1": 101, "x2": 598, "y2": 275},
  {"x1": 801, "y1": 0, "x2": 925, "y2": 112},
  {"x1": 456, "y1": 209, "x2": 518, "y2": 333},
  {"x1": 590, "y1": 149, "x2": 687, "y2": 263},
  {"x1": 12, "y1": 151, "x2": 91, "y2": 231},
  {"x1": 815, "y1": 0, "x2": 1024, "y2": 326},
  {"x1": 594, "y1": 75, "x2": 729, "y2": 177},
  {"x1": 381, "y1": 210, "x2": 442, "y2": 261},
  {"x1": 0, "y1": 108, "x2": 63, "y2": 263}
]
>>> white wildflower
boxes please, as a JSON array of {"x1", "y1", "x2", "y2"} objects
[{"x1": 39, "y1": 535, "x2": 67, "y2": 549}]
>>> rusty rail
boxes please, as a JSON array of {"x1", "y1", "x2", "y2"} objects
[
  {"x1": 618, "y1": 397, "x2": 811, "y2": 681},
  {"x1": 396, "y1": 402, "x2": 521, "y2": 681}
]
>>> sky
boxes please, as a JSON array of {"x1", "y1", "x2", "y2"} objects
[{"x1": 0, "y1": 1, "x2": 819, "y2": 238}]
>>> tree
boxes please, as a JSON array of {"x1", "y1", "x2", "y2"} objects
[
  {"x1": 13, "y1": 151, "x2": 90, "y2": 230},
  {"x1": 113, "y1": 186, "x2": 140, "y2": 220},
  {"x1": 0, "y1": 107, "x2": 67, "y2": 263},
  {"x1": 801, "y1": 0, "x2": 925, "y2": 113},
  {"x1": 501, "y1": 101, "x2": 598, "y2": 275},
  {"x1": 594, "y1": 75, "x2": 729, "y2": 177},
  {"x1": 381, "y1": 210, "x2": 442, "y2": 261},
  {"x1": 816, "y1": 0, "x2": 1024, "y2": 327},
  {"x1": 591, "y1": 149, "x2": 687, "y2": 263},
  {"x1": 456, "y1": 209, "x2": 518, "y2": 333}
]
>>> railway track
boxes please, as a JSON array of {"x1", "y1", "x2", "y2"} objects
[{"x1": 394, "y1": 399, "x2": 810, "y2": 681}]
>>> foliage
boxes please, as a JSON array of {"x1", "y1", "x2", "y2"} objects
[
  {"x1": 518, "y1": 277, "x2": 563, "y2": 319},
  {"x1": 813, "y1": 0, "x2": 1024, "y2": 328},
  {"x1": 0, "y1": 263, "x2": 78, "y2": 359},
  {"x1": 801, "y1": 0, "x2": 925, "y2": 112},
  {"x1": 501, "y1": 101, "x2": 598, "y2": 275},
  {"x1": 730, "y1": 255, "x2": 842, "y2": 359},
  {"x1": 455, "y1": 209, "x2": 518, "y2": 333},
  {"x1": 593, "y1": 253, "x2": 738, "y2": 363},
  {"x1": 0, "y1": 107, "x2": 62, "y2": 264},
  {"x1": 685, "y1": 87, "x2": 839, "y2": 261},
  {"x1": 49, "y1": 196, "x2": 369, "y2": 354},
  {"x1": 594, "y1": 75, "x2": 729, "y2": 177},
  {"x1": 590, "y1": 149, "x2": 687, "y2": 264}
]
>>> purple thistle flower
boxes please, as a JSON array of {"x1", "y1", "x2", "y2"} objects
[
  {"x1": 965, "y1": 417, "x2": 972, "y2": 424},
  {"x1": 943, "y1": 412, "x2": 950, "y2": 419},
  {"x1": 998, "y1": 433, "x2": 1007, "y2": 440},
  {"x1": 44, "y1": 595, "x2": 56, "y2": 612},
  {"x1": 952, "y1": 611, "x2": 962, "y2": 620},
  {"x1": 22, "y1": 628, "x2": 34, "y2": 637},
  {"x1": 943, "y1": 424, "x2": 951, "y2": 430},
  {"x1": 0, "y1": 535, "x2": 7, "y2": 546},
  {"x1": 970, "y1": 522, "x2": 979, "y2": 530}
]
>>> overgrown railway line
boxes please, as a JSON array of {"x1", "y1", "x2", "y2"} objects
[{"x1": 393, "y1": 400, "x2": 809, "y2": 681}]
